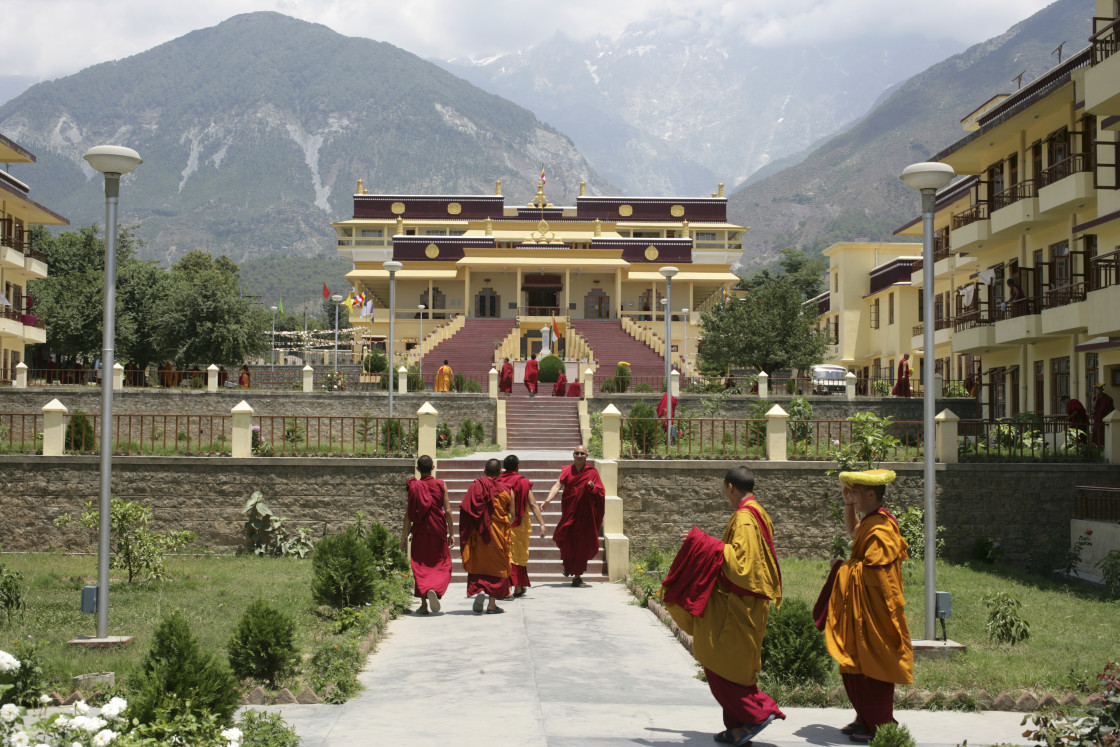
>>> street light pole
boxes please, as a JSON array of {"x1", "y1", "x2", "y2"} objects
[
  {"x1": 384, "y1": 261, "x2": 403, "y2": 417},
  {"x1": 900, "y1": 161, "x2": 956, "y2": 641},
  {"x1": 418, "y1": 304, "x2": 425, "y2": 378},
  {"x1": 659, "y1": 266, "x2": 679, "y2": 423},
  {"x1": 83, "y1": 145, "x2": 142, "y2": 641},
  {"x1": 682, "y1": 308, "x2": 689, "y2": 376},
  {"x1": 331, "y1": 294, "x2": 343, "y2": 373},
  {"x1": 270, "y1": 305, "x2": 278, "y2": 373}
]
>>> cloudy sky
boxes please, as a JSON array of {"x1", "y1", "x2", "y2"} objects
[{"x1": 7, "y1": 0, "x2": 1057, "y2": 82}]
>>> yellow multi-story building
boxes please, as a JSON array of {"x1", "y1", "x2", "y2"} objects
[
  {"x1": 817, "y1": 0, "x2": 1120, "y2": 419},
  {"x1": 0, "y1": 133, "x2": 66, "y2": 382},
  {"x1": 332, "y1": 179, "x2": 742, "y2": 374}
]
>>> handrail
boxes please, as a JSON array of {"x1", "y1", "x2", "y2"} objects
[
  {"x1": 1039, "y1": 152, "x2": 1094, "y2": 188},
  {"x1": 952, "y1": 203, "x2": 988, "y2": 229},
  {"x1": 990, "y1": 179, "x2": 1036, "y2": 211}
]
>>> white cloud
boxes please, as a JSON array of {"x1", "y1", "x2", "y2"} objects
[{"x1": 3, "y1": 0, "x2": 1059, "y2": 82}]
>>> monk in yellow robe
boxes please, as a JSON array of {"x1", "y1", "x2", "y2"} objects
[
  {"x1": 459, "y1": 458, "x2": 512, "y2": 614},
  {"x1": 498, "y1": 454, "x2": 547, "y2": 597},
  {"x1": 661, "y1": 466, "x2": 784, "y2": 746},
  {"x1": 435, "y1": 360, "x2": 453, "y2": 392},
  {"x1": 824, "y1": 468, "x2": 912, "y2": 743}
]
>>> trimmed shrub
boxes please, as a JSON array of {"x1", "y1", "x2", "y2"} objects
[
  {"x1": 312, "y1": 525, "x2": 378, "y2": 608},
  {"x1": 227, "y1": 599, "x2": 301, "y2": 687},
  {"x1": 239, "y1": 711, "x2": 302, "y2": 747},
  {"x1": 365, "y1": 520, "x2": 409, "y2": 575},
  {"x1": 451, "y1": 372, "x2": 467, "y2": 392},
  {"x1": 538, "y1": 355, "x2": 565, "y2": 383},
  {"x1": 869, "y1": 722, "x2": 916, "y2": 747},
  {"x1": 65, "y1": 411, "x2": 95, "y2": 451},
  {"x1": 625, "y1": 401, "x2": 662, "y2": 452},
  {"x1": 128, "y1": 611, "x2": 240, "y2": 725},
  {"x1": 759, "y1": 599, "x2": 831, "y2": 685},
  {"x1": 362, "y1": 350, "x2": 387, "y2": 374},
  {"x1": 615, "y1": 363, "x2": 631, "y2": 392},
  {"x1": 600, "y1": 377, "x2": 619, "y2": 393}
]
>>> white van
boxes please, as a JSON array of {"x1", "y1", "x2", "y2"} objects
[{"x1": 810, "y1": 364, "x2": 848, "y2": 395}]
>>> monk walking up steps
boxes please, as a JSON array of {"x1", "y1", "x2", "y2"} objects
[
  {"x1": 498, "y1": 357, "x2": 514, "y2": 396},
  {"x1": 400, "y1": 455, "x2": 452, "y2": 614},
  {"x1": 660, "y1": 466, "x2": 785, "y2": 746},
  {"x1": 498, "y1": 455, "x2": 547, "y2": 597},
  {"x1": 459, "y1": 458, "x2": 513, "y2": 614},
  {"x1": 524, "y1": 353, "x2": 539, "y2": 396},
  {"x1": 542, "y1": 445, "x2": 605, "y2": 587}
]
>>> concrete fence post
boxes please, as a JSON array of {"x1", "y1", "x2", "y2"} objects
[
  {"x1": 602, "y1": 404, "x2": 622, "y2": 461},
  {"x1": 14, "y1": 362, "x2": 27, "y2": 389},
  {"x1": 207, "y1": 364, "x2": 219, "y2": 393},
  {"x1": 935, "y1": 408, "x2": 960, "y2": 464},
  {"x1": 417, "y1": 401, "x2": 437, "y2": 459},
  {"x1": 397, "y1": 365, "x2": 407, "y2": 394},
  {"x1": 112, "y1": 362, "x2": 124, "y2": 391},
  {"x1": 670, "y1": 369, "x2": 680, "y2": 397},
  {"x1": 766, "y1": 404, "x2": 788, "y2": 461},
  {"x1": 757, "y1": 371, "x2": 769, "y2": 398},
  {"x1": 578, "y1": 400, "x2": 590, "y2": 446},
  {"x1": 302, "y1": 365, "x2": 314, "y2": 393},
  {"x1": 231, "y1": 400, "x2": 254, "y2": 458},
  {"x1": 41, "y1": 398, "x2": 67, "y2": 456},
  {"x1": 845, "y1": 371, "x2": 857, "y2": 401},
  {"x1": 1106, "y1": 410, "x2": 1120, "y2": 465},
  {"x1": 934, "y1": 372, "x2": 944, "y2": 399},
  {"x1": 584, "y1": 367, "x2": 594, "y2": 399},
  {"x1": 496, "y1": 399, "x2": 508, "y2": 449},
  {"x1": 489, "y1": 367, "x2": 498, "y2": 399}
]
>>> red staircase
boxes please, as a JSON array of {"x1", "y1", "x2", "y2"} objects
[
  {"x1": 504, "y1": 386, "x2": 582, "y2": 450},
  {"x1": 437, "y1": 456, "x2": 608, "y2": 585},
  {"x1": 570, "y1": 319, "x2": 667, "y2": 388},
  {"x1": 421, "y1": 318, "x2": 514, "y2": 379}
]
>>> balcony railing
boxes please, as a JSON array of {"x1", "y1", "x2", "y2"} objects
[
  {"x1": 1091, "y1": 15, "x2": 1120, "y2": 65},
  {"x1": 1090, "y1": 248, "x2": 1120, "y2": 291},
  {"x1": 1039, "y1": 153, "x2": 1094, "y2": 188},
  {"x1": 1042, "y1": 283, "x2": 1087, "y2": 310},
  {"x1": 952, "y1": 203, "x2": 988, "y2": 229},
  {"x1": 990, "y1": 180, "x2": 1036, "y2": 211},
  {"x1": 0, "y1": 235, "x2": 28, "y2": 254},
  {"x1": 518, "y1": 306, "x2": 563, "y2": 317},
  {"x1": 933, "y1": 232, "x2": 951, "y2": 262},
  {"x1": 954, "y1": 309, "x2": 993, "y2": 331}
]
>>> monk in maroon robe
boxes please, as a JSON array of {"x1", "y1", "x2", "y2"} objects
[
  {"x1": 498, "y1": 358, "x2": 514, "y2": 395},
  {"x1": 1092, "y1": 384, "x2": 1114, "y2": 447},
  {"x1": 524, "y1": 354, "x2": 539, "y2": 396},
  {"x1": 460, "y1": 458, "x2": 513, "y2": 613},
  {"x1": 658, "y1": 391, "x2": 678, "y2": 434},
  {"x1": 891, "y1": 354, "x2": 911, "y2": 397},
  {"x1": 401, "y1": 455, "x2": 452, "y2": 614},
  {"x1": 542, "y1": 445, "x2": 606, "y2": 587},
  {"x1": 553, "y1": 372, "x2": 568, "y2": 397},
  {"x1": 499, "y1": 454, "x2": 547, "y2": 597}
]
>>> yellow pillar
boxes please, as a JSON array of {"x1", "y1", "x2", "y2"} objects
[
  {"x1": 231, "y1": 400, "x2": 254, "y2": 458},
  {"x1": 564, "y1": 267, "x2": 570, "y2": 318},
  {"x1": 41, "y1": 398, "x2": 68, "y2": 456},
  {"x1": 766, "y1": 404, "x2": 788, "y2": 461},
  {"x1": 464, "y1": 268, "x2": 471, "y2": 319},
  {"x1": 615, "y1": 271, "x2": 622, "y2": 319},
  {"x1": 417, "y1": 402, "x2": 437, "y2": 460}
]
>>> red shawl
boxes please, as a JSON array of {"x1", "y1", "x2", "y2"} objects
[
  {"x1": 657, "y1": 392, "x2": 678, "y2": 430},
  {"x1": 498, "y1": 471, "x2": 532, "y2": 527},
  {"x1": 499, "y1": 362, "x2": 514, "y2": 392},
  {"x1": 459, "y1": 476, "x2": 501, "y2": 547},
  {"x1": 661, "y1": 527, "x2": 724, "y2": 615},
  {"x1": 552, "y1": 464, "x2": 606, "y2": 557},
  {"x1": 406, "y1": 475, "x2": 447, "y2": 536},
  {"x1": 525, "y1": 359, "x2": 539, "y2": 384},
  {"x1": 553, "y1": 373, "x2": 568, "y2": 396}
]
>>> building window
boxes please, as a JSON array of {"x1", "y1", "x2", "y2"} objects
[
  {"x1": 1051, "y1": 356, "x2": 1070, "y2": 415},
  {"x1": 421, "y1": 287, "x2": 447, "y2": 318},
  {"x1": 1034, "y1": 361, "x2": 1045, "y2": 415},
  {"x1": 917, "y1": 289, "x2": 924, "y2": 323},
  {"x1": 694, "y1": 231, "x2": 716, "y2": 241},
  {"x1": 990, "y1": 368, "x2": 1007, "y2": 420},
  {"x1": 360, "y1": 229, "x2": 383, "y2": 238},
  {"x1": 870, "y1": 299, "x2": 880, "y2": 329},
  {"x1": 1051, "y1": 241, "x2": 1070, "y2": 288},
  {"x1": 1086, "y1": 352, "x2": 1100, "y2": 396},
  {"x1": 888, "y1": 292, "x2": 895, "y2": 325},
  {"x1": 829, "y1": 316, "x2": 839, "y2": 345},
  {"x1": 634, "y1": 231, "x2": 663, "y2": 239}
]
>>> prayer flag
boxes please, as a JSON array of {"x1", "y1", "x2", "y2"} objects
[
  {"x1": 323, "y1": 283, "x2": 330, "y2": 300},
  {"x1": 552, "y1": 317, "x2": 560, "y2": 340},
  {"x1": 540, "y1": 166, "x2": 546, "y2": 186}
]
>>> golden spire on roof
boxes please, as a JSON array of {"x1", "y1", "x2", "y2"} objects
[
  {"x1": 485, "y1": 217, "x2": 493, "y2": 236},
  {"x1": 527, "y1": 176, "x2": 553, "y2": 209},
  {"x1": 357, "y1": 178, "x2": 364, "y2": 194},
  {"x1": 579, "y1": 181, "x2": 586, "y2": 197},
  {"x1": 496, "y1": 180, "x2": 502, "y2": 195}
]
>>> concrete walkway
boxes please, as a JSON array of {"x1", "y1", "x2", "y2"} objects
[{"x1": 252, "y1": 583, "x2": 1033, "y2": 746}]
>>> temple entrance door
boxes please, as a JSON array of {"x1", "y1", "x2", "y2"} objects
[
  {"x1": 475, "y1": 288, "x2": 500, "y2": 318},
  {"x1": 584, "y1": 288, "x2": 611, "y2": 319},
  {"x1": 525, "y1": 290, "x2": 558, "y2": 316}
]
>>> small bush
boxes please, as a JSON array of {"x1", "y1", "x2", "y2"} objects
[
  {"x1": 312, "y1": 525, "x2": 378, "y2": 608},
  {"x1": 365, "y1": 519, "x2": 409, "y2": 575},
  {"x1": 308, "y1": 638, "x2": 363, "y2": 703},
  {"x1": 633, "y1": 382, "x2": 655, "y2": 393},
  {"x1": 984, "y1": 591, "x2": 1029, "y2": 645},
  {"x1": 362, "y1": 350, "x2": 387, "y2": 374},
  {"x1": 0, "y1": 638, "x2": 47, "y2": 706},
  {"x1": 65, "y1": 411, "x2": 95, "y2": 451},
  {"x1": 944, "y1": 381, "x2": 969, "y2": 397},
  {"x1": 600, "y1": 377, "x2": 619, "y2": 393},
  {"x1": 893, "y1": 506, "x2": 944, "y2": 561},
  {"x1": 972, "y1": 536, "x2": 1004, "y2": 564},
  {"x1": 0, "y1": 546, "x2": 25, "y2": 625},
  {"x1": 872, "y1": 380, "x2": 891, "y2": 396},
  {"x1": 1096, "y1": 550, "x2": 1120, "y2": 596},
  {"x1": 462, "y1": 378, "x2": 482, "y2": 393},
  {"x1": 869, "y1": 722, "x2": 916, "y2": 747},
  {"x1": 239, "y1": 711, "x2": 302, "y2": 747},
  {"x1": 436, "y1": 422, "x2": 452, "y2": 449},
  {"x1": 615, "y1": 363, "x2": 631, "y2": 392},
  {"x1": 381, "y1": 418, "x2": 410, "y2": 453},
  {"x1": 227, "y1": 599, "x2": 301, "y2": 687},
  {"x1": 451, "y1": 372, "x2": 467, "y2": 392},
  {"x1": 759, "y1": 599, "x2": 831, "y2": 685},
  {"x1": 625, "y1": 401, "x2": 662, "y2": 452},
  {"x1": 128, "y1": 611, "x2": 240, "y2": 725},
  {"x1": 538, "y1": 355, "x2": 565, "y2": 383},
  {"x1": 455, "y1": 418, "x2": 477, "y2": 446}
]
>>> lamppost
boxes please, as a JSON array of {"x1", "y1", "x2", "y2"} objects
[
  {"x1": 418, "y1": 304, "x2": 426, "y2": 378},
  {"x1": 83, "y1": 144, "x2": 142, "y2": 641},
  {"x1": 682, "y1": 308, "x2": 689, "y2": 376},
  {"x1": 331, "y1": 294, "x2": 343, "y2": 373},
  {"x1": 900, "y1": 161, "x2": 956, "y2": 641},
  {"x1": 385, "y1": 261, "x2": 403, "y2": 417},
  {"x1": 659, "y1": 266, "x2": 679, "y2": 421},
  {"x1": 270, "y1": 305, "x2": 278, "y2": 372}
]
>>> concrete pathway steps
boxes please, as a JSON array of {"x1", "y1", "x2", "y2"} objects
[{"x1": 252, "y1": 583, "x2": 1034, "y2": 746}]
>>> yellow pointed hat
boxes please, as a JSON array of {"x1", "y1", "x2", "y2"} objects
[{"x1": 838, "y1": 468, "x2": 897, "y2": 487}]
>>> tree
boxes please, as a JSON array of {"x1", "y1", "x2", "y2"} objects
[
  {"x1": 117, "y1": 260, "x2": 170, "y2": 370},
  {"x1": 153, "y1": 251, "x2": 270, "y2": 366},
  {"x1": 698, "y1": 277, "x2": 829, "y2": 375},
  {"x1": 737, "y1": 248, "x2": 827, "y2": 301}
]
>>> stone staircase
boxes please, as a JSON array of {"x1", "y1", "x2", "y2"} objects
[
  {"x1": 570, "y1": 319, "x2": 667, "y2": 385},
  {"x1": 504, "y1": 385, "x2": 583, "y2": 450},
  {"x1": 421, "y1": 318, "x2": 515, "y2": 379},
  {"x1": 436, "y1": 455, "x2": 608, "y2": 585}
]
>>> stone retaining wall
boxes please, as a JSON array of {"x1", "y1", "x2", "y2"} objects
[{"x1": 2, "y1": 455, "x2": 1112, "y2": 566}]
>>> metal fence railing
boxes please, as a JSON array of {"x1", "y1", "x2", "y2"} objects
[
  {"x1": 958, "y1": 417, "x2": 1099, "y2": 462},
  {"x1": 60, "y1": 413, "x2": 233, "y2": 455},
  {"x1": 253, "y1": 415, "x2": 418, "y2": 457},
  {"x1": 786, "y1": 419, "x2": 924, "y2": 461},
  {"x1": 1074, "y1": 486, "x2": 1120, "y2": 522},
  {"x1": 0, "y1": 413, "x2": 42, "y2": 453},
  {"x1": 621, "y1": 417, "x2": 767, "y2": 459}
]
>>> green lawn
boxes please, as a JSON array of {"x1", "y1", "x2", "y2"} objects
[
  {"x1": 633, "y1": 552, "x2": 1119, "y2": 701},
  {"x1": 0, "y1": 553, "x2": 410, "y2": 699}
]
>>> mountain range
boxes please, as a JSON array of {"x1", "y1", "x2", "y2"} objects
[{"x1": 0, "y1": 0, "x2": 1096, "y2": 296}]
